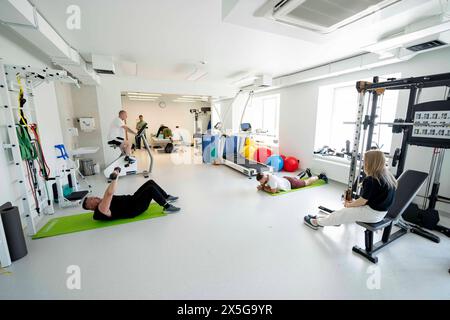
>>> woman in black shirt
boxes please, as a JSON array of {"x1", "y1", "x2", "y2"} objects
[{"x1": 304, "y1": 150, "x2": 397, "y2": 230}]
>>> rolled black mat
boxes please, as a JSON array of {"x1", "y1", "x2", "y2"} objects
[{"x1": 1, "y1": 205, "x2": 28, "y2": 261}]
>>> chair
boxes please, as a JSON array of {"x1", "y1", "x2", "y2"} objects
[{"x1": 352, "y1": 170, "x2": 437, "y2": 263}]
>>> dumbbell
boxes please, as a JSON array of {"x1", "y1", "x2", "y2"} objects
[{"x1": 109, "y1": 167, "x2": 122, "y2": 180}]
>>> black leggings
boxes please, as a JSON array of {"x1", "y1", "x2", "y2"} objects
[{"x1": 131, "y1": 180, "x2": 169, "y2": 213}]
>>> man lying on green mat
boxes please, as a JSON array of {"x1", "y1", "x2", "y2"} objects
[
  {"x1": 82, "y1": 167, "x2": 180, "y2": 220},
  {"x1": 256, "y1": 169, "x2": 328, "y2": 194}
]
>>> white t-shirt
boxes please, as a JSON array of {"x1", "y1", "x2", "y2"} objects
[
  {"x1": 108, "y1": 118, "x2": 125, "y2": 141},
  {"x1": 267, "y1": 174, "x2": 291, "y2": 191}
]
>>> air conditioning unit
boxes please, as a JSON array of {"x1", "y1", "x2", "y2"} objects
[
  {"x1": 254, "y1": 74, "x2": 272, "y2": 87},
  {"x1": 257, "y1": 0, "x2": 401, "y2": 34},
  {"x1": 241, "y1": 74, "x2": 273, "y2": 90},
  {"x1": 364, "y1": 15, "x2": 450, "y2": 60},
  {"x1": 92, "y1": 55, "x2": 116, "y2": 74}
]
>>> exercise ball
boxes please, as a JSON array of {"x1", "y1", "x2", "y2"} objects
[
  {"x1": 254, "y1": 147, "x2": 272, "y2": 163},
  {"x1": 266, "y1": 155, "x2": 284, "y2": 172},
  {"x1": 242, "y1": 145, "x2": 257, "y2": 159},
  {"x1": 245, "y1": 138, "x2": 256, "y2": 147},
  {"x1": 284, "y1": 156, "x2": 299, "y2": 172}
]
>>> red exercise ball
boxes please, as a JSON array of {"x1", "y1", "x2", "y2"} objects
[
  {"x1": 283, "y1": 156, "x2": 299, "y2": 172},
  {"x1": 254, "y1": 147, "x2": 272, "y2": 163}
]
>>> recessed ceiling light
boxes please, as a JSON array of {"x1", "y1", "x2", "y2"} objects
[
  {"x1": 182, "y1": 95, "x2": 202, "y2": 99},
  {"x1": 129, "y1": 97, "x2": 158, "y2": 101},
  {"x1": 128, "y1": 95, "x2": 157, "y2": 98},
  {"x1": 173, "y1": 99, "x2": 197, "y2": 103},
  {"x1": 128, "y1": 97, "x2": 157, "y2": 100},
  {"x1": 127, "y1": 92, "x2": 161, "y2": 96}
]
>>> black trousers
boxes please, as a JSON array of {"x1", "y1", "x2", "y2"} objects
[
  {"x1": 135, "y1": 134, "x2": 146, "y2": 149},
  {"x1": 132, "y1": 180, "x2": 169, "y2": 213}
]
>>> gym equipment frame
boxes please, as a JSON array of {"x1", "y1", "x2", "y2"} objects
[
  {"x1": 322, "y1": 73, "x2": 450, "y2": 263},
  {"x1": 352, "y1": 73, "x2": 450, "y2": 263},
  {"x1": 104, "y1": 123, "x2": 153, "y2": 180}
]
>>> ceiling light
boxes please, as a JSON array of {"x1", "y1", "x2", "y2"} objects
[
  {"x1": 181, "y1": 95, "x2": 210, "y2": 101},
  {"x1": 128, "y1": 96, "x2": 158, "y2": 100},
  {"x1": 173, "y1": 99, "x2": 197, "y2": 103},
  {"x1": 127, "y1": 92, "x2": 161, "y2": 96},
  {"x1": 129, "y1": 97, "x2": 158, "y2": 101},
  {"x1": 181, "y1": 95, "x2": 202, "y2": 99}
]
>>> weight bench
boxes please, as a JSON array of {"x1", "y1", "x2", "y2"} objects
[{"x1": 352, "y1": 170, "x2": 440, "y2": 263}]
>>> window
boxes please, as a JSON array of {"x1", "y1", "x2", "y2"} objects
[
  {"x1": 315, "y1": 75, "x2": 400, "y2": 155},
  {"x1": 232, "y1": 93, "x2": 280, "y2": 140}
]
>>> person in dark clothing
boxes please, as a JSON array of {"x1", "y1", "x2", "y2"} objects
[
  {"x1": 156, "y1": 124, "x2": 169, "y2": 138},
  {"x1": 304, "y1": 150, "x2": 397, "y2": 230},
  {"x1": 135, "y1": 115, "x2": 147, "y2": 149},
  {"x1": 82, "y1": 168, "x2": 180, "y2": 220}
]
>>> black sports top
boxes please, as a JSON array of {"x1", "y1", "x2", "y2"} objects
[{"x1": 360, "y1": 176, "x2": 396, "y2": 212}]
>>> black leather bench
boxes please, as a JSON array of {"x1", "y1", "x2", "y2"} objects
[{"x1": 352, "y1": 170, "x2": 438, "y2": 263}]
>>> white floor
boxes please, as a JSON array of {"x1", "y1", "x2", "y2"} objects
[{"x1": 1, "y1": 149, "x2": 449, "y2": 299}]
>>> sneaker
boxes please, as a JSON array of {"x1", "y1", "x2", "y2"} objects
[
  {"x1": 166, "y1": 195, "x2": 179, "y2": 202},
  {"x1": 124, "y1": 156, "x2": 136, "y2": 164},
  {"x1": 304, "y1": 216, "x2": 320, "y2": 230},
  {"x1": 318, "y1": 173, "x2": 328, "y2": 183},
  {"x1": 164, "y1": 204, "x2": 180, "y2": 213},
  {"x1": 305, "y1": 168, "x2": 312, "y2": 178},
  {"x1": 306, "y1": 213, "x2": 340, "y2": 226},
  {"x1": 297, "y1": 170, "x2": 306, "y2": 179}
]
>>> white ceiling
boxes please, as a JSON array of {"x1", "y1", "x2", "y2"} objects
[{"x1": 31, "y1": 0, "x2": 446, "y2": 86}]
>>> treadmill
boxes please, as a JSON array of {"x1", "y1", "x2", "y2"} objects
[{"x1": 222, "y1": 123, "x2": 273, "y2": 178}]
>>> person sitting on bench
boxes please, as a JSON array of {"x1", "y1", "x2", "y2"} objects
[
  {"x1": 256, "y1": 170, "x2": 328, "y2": 194},
  {"x1": 108, "y1": 110, "x2": 137, "y2": 163},
  {"x1": 303, "y1": 150, "x2": 397, "y2": 230},
  {"x1": 82, "y1": 167, "x2": 180, "y2": 220}
]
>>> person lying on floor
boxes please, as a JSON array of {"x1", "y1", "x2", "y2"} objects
[
  {"x1": 303, "y1": 150, "x2": 397, "y2": 230},
  {"x1": 82, "y1": 167, "x2": 180, "y2": 220},
  {"x1": 256, "y1": 170, "x2": 328, "y2": 194}
]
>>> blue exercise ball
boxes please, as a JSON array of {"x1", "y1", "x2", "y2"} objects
[{"x1": 266, "y1": 155, "x2": 284, "y2": 172}]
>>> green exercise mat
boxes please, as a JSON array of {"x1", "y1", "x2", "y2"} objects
[
  {"x1": 32, "y1": 203, "x2": 167, "y2": 239},
  {"x1": 267, "y1": 178, "x2": 327, "y2": 196}
]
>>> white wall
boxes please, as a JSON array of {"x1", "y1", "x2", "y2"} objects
[
  {"x1": 54, "y1": 82, "x2": 77, "y2": 151},
  {"x1": 69, "y1": 85, "x2": 104, "y2": 167},
  {"x1": 33, "y1": 82, "x2": 66, "y2": 174},
  {"x1": 95, "y1": 76, "x2": 235, "y2": 166},
  {"x1": 122, "y1": 97, "x2": 210, "y2": 142}
]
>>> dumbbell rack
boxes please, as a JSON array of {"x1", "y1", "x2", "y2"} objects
[{"x1": 0, "y1": 61, "x2": 76, "y2": 267}]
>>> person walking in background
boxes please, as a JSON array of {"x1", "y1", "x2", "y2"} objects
[{"x1": 135, "y1": 115, "x2": 147, "y2": 149}]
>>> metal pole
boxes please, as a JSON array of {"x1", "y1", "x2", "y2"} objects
[
  {"x1": 239, "y1": 90, "x2": 254, "y2": 129},
  {"x1": 429, "y1": 149, "x2": 445, "y2": 210},
  {"x1": 396, "y1": 87, "x2": 419, "y2": 177},
  {"x1": 423, "y1": 148, "x2": 438, "y2": 209},
  {"x1": 142, "y1": 134, "x2": 153, "y2": 175},
  {"x1": 346, "y1": 82, "x2": 368, "y2": 200},
  {"x1": 365, "y1": 77, "x2": 379, "y2": 151}
]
